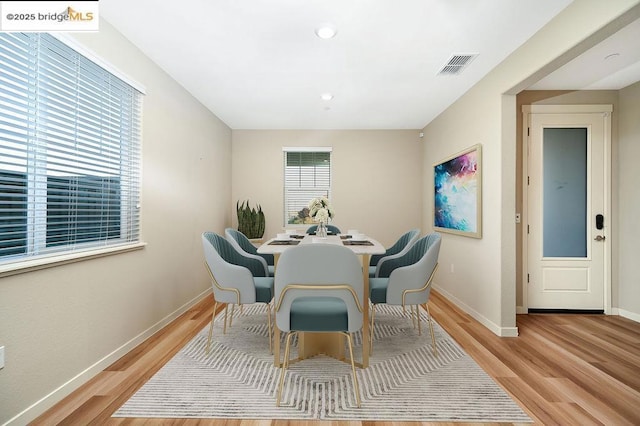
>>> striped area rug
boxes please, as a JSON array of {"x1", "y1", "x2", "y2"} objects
[{"x1": 113, "y1": 304, "x2": 531, "y2": 422}]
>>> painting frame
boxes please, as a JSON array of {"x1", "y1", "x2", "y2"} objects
[{"x1": 433, "y1": 144, "x2": 482, "y2": 238}]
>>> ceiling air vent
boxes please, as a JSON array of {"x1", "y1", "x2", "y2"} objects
[{"x1": 438, "y1": 53, "x2": 478, "y2": 76}]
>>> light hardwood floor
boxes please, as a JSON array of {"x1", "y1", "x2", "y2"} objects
[{"x1": 32, "y1": 291, "x2": 640, "y2": 425}]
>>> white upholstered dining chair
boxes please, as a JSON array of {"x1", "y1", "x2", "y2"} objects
[
  {"x1": 369, "y1": 232, "x2": 441, "y2": 355},
  {"x1": 202, "y1": 231, "x2": 274, "y2": 354},
  {"x1": 274, "y1": 244, "x2": 364, "y2": 407}
]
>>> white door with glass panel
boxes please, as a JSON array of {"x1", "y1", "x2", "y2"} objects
[{"x1": 525, "y1": 106, "x2": 611, "y2": 311}]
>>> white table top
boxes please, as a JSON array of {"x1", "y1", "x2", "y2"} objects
[{"x1": 257, "y1": 234, "x2": 385, "y2": 255}]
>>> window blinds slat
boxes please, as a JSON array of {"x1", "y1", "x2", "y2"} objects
[{"x1": 0, "y1": 33, "x2": 142, "y2": 263}]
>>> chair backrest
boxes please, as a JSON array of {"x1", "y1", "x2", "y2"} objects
[
  {"x1": 376, "y1": 232, "x2": 437, "y2": 278},
  {"x1": 383, "y1": 233, "x2": 441, "y2": 305},
  {"x1": 275, "y1": 244, "x2": 363, "y2": 333},
  {"x1": 305, "y1": 224, "x2": 342, "y2": 234},
  {"x1": 225, "y1": 227, "x2": 274, "y2": 265},
  {"x1": 202, "y1": 232, "x2": 262, "y2": 304},
  {"x1": 370, "y1": 228, "x2": 420, "y2": 266}
]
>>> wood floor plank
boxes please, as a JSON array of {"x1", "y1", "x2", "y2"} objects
[
  {"x1": 32, "y1": 371, "x2": 128, "y2": 425},
  {"x1": 546, "y1": 377, "x2": 635, "y2": 425},
  {"x1": 521, "y1": 316, "x2": 640, "y2": 394},
  {"x1": 515, "y1": 317, "x2": 640, "y2": 423},
  {"x1": 31, "y1": 291, "x2": 640, "y2": 425}
]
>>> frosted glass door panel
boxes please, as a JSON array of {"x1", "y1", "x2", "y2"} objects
[{"x1": 543, "y1": 128, "x2": 587, "y2": 258}]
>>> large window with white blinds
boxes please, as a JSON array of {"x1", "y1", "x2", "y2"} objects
[
  {"x1": 283, "y1": 147, "x2": 331, "y2": 225},
  {"x1": 0, "y1": 33, "x2": 142, "y2": 265}
]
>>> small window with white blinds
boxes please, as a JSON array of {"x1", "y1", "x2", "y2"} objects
[
  {"x1": 0, "y1": 33, "x2": 142, "y2": 265},
  {"x1": 283, "y1": 147, "x2": 331, "y2": 225}
]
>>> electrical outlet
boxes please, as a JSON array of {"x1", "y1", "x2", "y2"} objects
[
  {"x1": 0, "y1": 346, "x2": 4, "y2": 369},
  {"x1": 450, "y1": 264, "x2": 455, "y2": 273}
]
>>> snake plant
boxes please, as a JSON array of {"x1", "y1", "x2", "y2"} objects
[{"x1": 236, "y1": 200, "x2": 265, "y2": 239}]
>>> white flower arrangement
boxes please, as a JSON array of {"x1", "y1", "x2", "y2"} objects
[{"x1": 308, "y1": 196, "x2": 334, "y2": 223}]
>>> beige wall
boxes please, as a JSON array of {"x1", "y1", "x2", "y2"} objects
[
  {"x1": 618, "y1": 81, "x2": 640, "y2": 319},
  {"x1": 420, "y1": 0, "x2": 640, "y2": 335},
  {"x1": 231, "y1": 130, "x2": 423, "y2": 247},
  {"x1": 0, "y1": 20, "x2": 232, "y2": 424},
  {"x1": 421, "y1": 89, "x2": 511, "y2": 334}
]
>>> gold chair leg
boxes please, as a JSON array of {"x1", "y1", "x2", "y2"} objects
[
  {"x1": 417, "y1": 305, "x2": 422, "y2": 336},
  {"x1": 410, "y1": 305, "x2": 416, "y2": 328},
  {"x1": 206, "y1": 301, "x2": 218, "y2": 354},
  {"x1": 345, "y1": 332, "x2": 362, "y2": 408},
  {"x1": 405, "y1": 303, "x2": 410, "y2": 327},
  {"x1": 229, "y1": 303, "x2": 236, "y2": 328},
  {"x1": 426, "y1": 304, "x2": 438, "y2": 356},
  {"x1": 276, "y1": 332, "x2": 295, "y2": 407},
  {"x1": 266, "y1": 302, "x2": 273, "y2": 354},
  {"x1": 223, "y1": 304, "x2": 229, "y2": 334}
]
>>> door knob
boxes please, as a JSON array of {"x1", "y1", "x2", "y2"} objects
[{"x1": 594, "y1": 235, "x2": 605, "y2": 241}]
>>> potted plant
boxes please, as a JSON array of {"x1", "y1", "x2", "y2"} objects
[{"x1": 236, "y1": 200, "x2": 265, "y2": 239}]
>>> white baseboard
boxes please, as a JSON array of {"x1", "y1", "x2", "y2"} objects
[
  {"x1": 5, "y1": 288, "x2": 212, "y2": 426},
  {"x1": 618, "y1": 308, "x2": 640, "y2": 323},
  {"x1": 434, "y1": 286, "x2": 519, "y2": 337}
]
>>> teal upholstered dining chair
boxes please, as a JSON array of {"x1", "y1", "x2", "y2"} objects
[
  {"x1": 225, "y1": 228, "x2": 275, "y2": 276},
  {"x1": 369, "y1": 233, "x2": 441, "y2": 355},
  {"x1": 369, "y1": 228, "x2": 420, "y2": 278},
  {"x1": 305, "y1": 224, "x2": 341, "y2": 235},
  {"x1": 202, "y1": 231, "x2": 274, "y2": 354},
  {"x1": 274, "y1": 244, "x2": 364, "y2": 408}
]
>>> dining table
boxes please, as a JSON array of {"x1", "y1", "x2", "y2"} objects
[{"x1": 257, "y1": 232, "x2": 385, "y2": 368}]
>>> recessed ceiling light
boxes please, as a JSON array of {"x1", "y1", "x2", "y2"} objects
[
  {"x1": 321, "y1": 93, "x2": 333, "y2": 101},
  {"x1": 315, "y1": 24, "x2": 337, "y2": 39},
  {"x1": 604, "y1": 53, "x2": 620, "y2": 60}
]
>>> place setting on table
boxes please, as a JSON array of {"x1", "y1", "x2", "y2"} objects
[
  {"x1": 267, "y1": 231, "x2": 302, "y2": 245},
  {"x1": 341, "y1": 229, "x2": 375, "y2": 246}
]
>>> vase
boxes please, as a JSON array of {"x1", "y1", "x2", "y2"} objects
[{"x1": 317, "y1": 221, "x2": 328, "y2": 237}]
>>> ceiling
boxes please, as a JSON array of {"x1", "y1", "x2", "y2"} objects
[
  {"x1": 529, "y1": 15, "x2": 640, "y2": 90},
  {"x1": 100, "y1": 0, "x2": 638, "y2": 130}
]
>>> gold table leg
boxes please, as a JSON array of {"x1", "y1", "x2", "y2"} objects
[
  {"x1": 361, "y1": 254, "x2": 370, "y2": 368},
  {"x1": 273, "y1": 253, "x2": 281, "y2": 367},
  {"x1": 298, "y1": 332, "x2": 346, "y2": 360}
]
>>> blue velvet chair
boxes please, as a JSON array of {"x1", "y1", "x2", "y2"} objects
[
  {"x1": 225, "y1": 228, "x2": 275, "y2": 276},
  {"x1": 202, "y1": 232, "x2": 274, "y2": 354},
  {"x1": 369, "y1": 233, "x2": 441, "y2": 355},
  {"x1": 369, "y1": 228, "x2": 420, "y2": 278},
  {"x1": 305, "y1": 224, "x2": 341, "y2": 235},
  {"x1": 274, "y1": 244, "x2": 364, "y2": 407}
]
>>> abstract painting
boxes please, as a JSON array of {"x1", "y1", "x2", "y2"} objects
[{"x1": 434, "y1": 144, "x2": 482, "y2": 238}]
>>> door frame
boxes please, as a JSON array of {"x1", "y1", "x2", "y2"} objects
[{"x1": 521, "y1": 104, "x2": 612, "y2": 313}]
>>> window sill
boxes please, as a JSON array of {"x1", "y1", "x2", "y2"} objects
[{"x1": 0, "y1": 242, "x2": 147, "y2": 279}]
